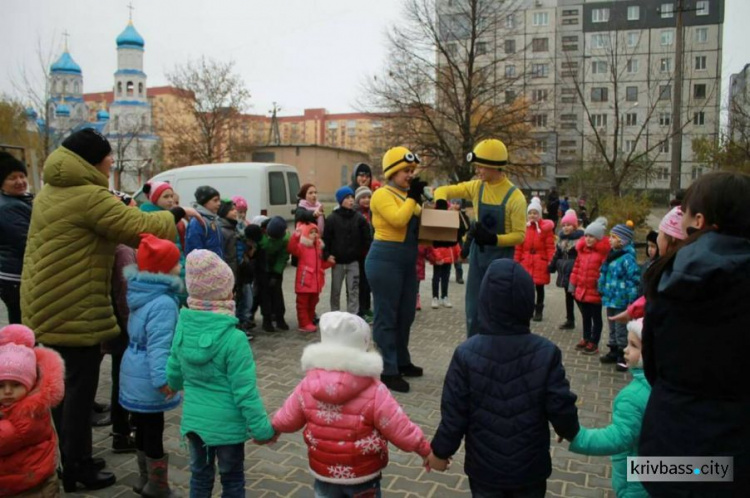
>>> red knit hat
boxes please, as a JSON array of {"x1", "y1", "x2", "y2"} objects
[
  {"x1": 145, "y1": 181, "x2": 173, "y2": 205},
  {"x1": 137, "y1": 234, "x2": 180, "y2": 274}
]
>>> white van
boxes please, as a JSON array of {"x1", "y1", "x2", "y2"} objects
[{"x1": 143, "y1": 163, "x2": 300, "y2": 221}]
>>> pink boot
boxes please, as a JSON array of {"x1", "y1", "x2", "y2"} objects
[{"x1": 416, "y1": 293, "x2": 422, "y2": 311}]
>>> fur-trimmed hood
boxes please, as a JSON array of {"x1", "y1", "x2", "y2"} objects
[
  {"x1": 301, "y1": 343, "x2": 383, "y2": 377},
  {"x1": 1, "y1": 346, "x2": 64, "y2": 417}
]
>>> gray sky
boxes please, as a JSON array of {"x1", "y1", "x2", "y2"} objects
[{"x1": 2, "y1": 0, "x2": 749, "y2": 116}]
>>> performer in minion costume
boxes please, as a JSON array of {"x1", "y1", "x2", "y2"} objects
[
  {"x1": 433, "y1": 139, "x2": 527, "y2": 336},
  {"x1": 365, "y1": 146, "x2": 428, "y2": 393}
]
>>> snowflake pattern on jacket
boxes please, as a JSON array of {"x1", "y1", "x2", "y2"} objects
[{"x1": 598, "y1": 245, "x2": 641, "y2": 309}]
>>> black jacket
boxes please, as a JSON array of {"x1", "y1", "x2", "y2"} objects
[
  {"x1": 549, "y1": 229, "x2": 584, "y2": 289},
  {"x1": 0, "y1": 192, "x2": 33, "y2": 282},
  {"x1": 431, "y1": 259, "x2": 579, "y2": 488},
  {"x1": 323, "y1": 208, "x2": 371, "y2": 264},
  {"x1": 641, "y1": 232, "x2": 750, "y2": 497},
  {"x1": 348, "y1": 162, "x2": 373, "y2": 192}
]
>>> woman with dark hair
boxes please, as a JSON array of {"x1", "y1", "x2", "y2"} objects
[
  {"x1": 640, "y1": 171, "x2": 750, "y2": 497},
  {"x1": 295, "y1": 183, "x2": 325, "y2": 235},
  {"x1": 0, "y1": 152, "x2": 33, "y2": 324}
]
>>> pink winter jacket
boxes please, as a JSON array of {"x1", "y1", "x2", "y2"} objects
[{"x1": 272, "y1": 343, "x2": 431, "y2": 485}]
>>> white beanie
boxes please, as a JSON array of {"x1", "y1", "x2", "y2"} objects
[
  {"x1": 528, "y1": 196, "x2": 543, "y2": 215},
  {"x1": 627, "y1": 318, "x2": 643, "y2": 340},
  {"x1": 250, "y1": 215, "x2": 269, "y2": 226},
  {"x1": 319, "y1": 312, "x2": 371, "y2": 351}
]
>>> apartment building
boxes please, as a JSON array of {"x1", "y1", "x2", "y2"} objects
[{"x1": 729, "y1": 63, "x2": 750, "y2": 142}]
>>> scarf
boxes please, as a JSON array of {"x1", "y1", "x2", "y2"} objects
[{"x1": 187, "y1": 297, "x2": 236, "y2": 316}]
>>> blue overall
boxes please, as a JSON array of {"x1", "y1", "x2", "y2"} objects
[
  {"x1": 365, "y1": 190, "x2": 419, "y2": 376},
  {"x1": 466, "y1": 183, "x2": 517, "y2": 337}
]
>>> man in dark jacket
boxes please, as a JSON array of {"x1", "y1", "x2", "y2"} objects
[
  {"x1": 429, "y1": 259, "x2": 579, "y2": 497},
  {"x1": 324, "y1": 186, "x2": 372, "y2": 314}
]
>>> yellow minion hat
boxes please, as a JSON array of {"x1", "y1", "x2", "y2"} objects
[
  {"x1": 467, "y1": 139, "x2": 509, "y2": 169},
  {"x1": 382, "y1": 146, "x2": 420, "y2": 179}
]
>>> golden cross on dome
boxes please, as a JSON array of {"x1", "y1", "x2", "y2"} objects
[
  {"x1": 127, "y1": 1, "x2": 135, "y2": 22},
  {"x1": 62, "y1": 30, "x2": 70, "y2": 51}
]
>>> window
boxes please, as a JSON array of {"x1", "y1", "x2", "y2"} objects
[
  {"x1": 591, "y1": 114, "x2": 608, "y2": 128},
  {"x1": 506, "y1": 14, "x2": 515, "y2": 29},
  {"x1": 505, "y1": 90, "x2": 516, "y2": 103},
  {"x1": 660, "y1": 58, "x2": 673, "y2": 73},
  {"x1": 477, "y1": 41, "x2": 488, "y2": 55},
  {"x1": 562, "y1": 9, "x2": 578, "y2": 16},
  {"x1": 626, "y1": 113, "x2": 638, "y2": 126},
  {"x1": 562, "y1": 35, "x2": 578, "y2": 43},
  {"x1": 659, "y1": 141, "x2": 670, "y2": 153},
  {"x1": 661, "y1": 3, "x2": 674, "y2": 18},
  {"x1": 446, "y1": 43, "x2": 458, "y2": 57},
  {"x1": 560, "y1": 114, "x2": 577, "y2": 121},
  {"x1": 138, "y1": 82, "x2": 143, "y2": 96},
  {"x1": 695, "y1": 55, "x2": 707, "y2": 70},
  {"x1": 659, "y1": 85, "x2": 672, "y2": 101},
  {"x1": 532, "y1": 12, "x2": 549, "y2": 26},
  {"x1": 627, "y1": 58, "x2": 639, "y2": 73},
  {"x1": 696, "y1": 28, "x2": 708, "y2": 43},
  {"x1": 592, "y1": 8, "x2": 609, "y2": 23},
  {"x1": 657, "y1": 167, "x2": 670, "y2": 180},
  {"x1": 531, "y1": 114, "x2": 548, "y2": 127},
  {"x1": 126, "y1": 81, "x2": 134, "y2": 96},
  {"x1": 505, "y1": 64, "x2": 516, "y2": 78},
  {"x1": 532, "y1": 63, "x2": 549, "y2": 78},
  {"x1": 661, "y1": 30, "x2": 674, "y2": 46},
  {"x1": 692, "y1": 166, "x2": 704, "y2": 180},
  {"x1": 592, "y1": 34, "x2": 610, "y2": 49},
  {"x1": 626, "y1": 86, "x2": 638, "y2": 102},
  {"x1": 532, "y1": 38, "x2": 549, "y2": 52},
  {"x1": 627, "y1": 32, "x2": 639, "y2": 47},
  {"x1": 561, "y1": 61, "x2": 579, "y2": 69},
  {"x1": 696, "y1": 1, "x2": 709, "y2": 15},
  {"x1": 532, "y1": 89, "x2": 549, "y2": 102},
  {"x1": 627, "y1": 6, "x2": 640, "y2": 20},
  {"x1": 591, "y1": 87, "x2": 609, "y2": 102},
  {"x1": 117, "y1": 82, "x2": 122, "y2": 96},
  {"x1": 694, "y1": 84, "x2": 707, "y2": 99},
  {"x1": 592, "y1": 60, "x2": 607, "y2": 74},
  {"x1": 562, "y1": 18, "x2": 579, "y2": 25},
  {"x1": 561, "y1": 96, "x2": 577, "y2": 103},
  {"x1": 534, "y1": 140, "x2": 548, "y2": 153},
  {"x1": 504, "y1": 39, "x2": 516, "y2": 54},
  {"x1": 625, "y1": 140, "x2": 635, "y2": 152},
  {"x1": 659, "y1": 112, "x2": 671, "y2": 126},
  {"x1": 268, "y1": 172, "x2": 287, "y2": 205},
  {"x1": 287, "y1": 172, "x2": 300, "y2": 204}
]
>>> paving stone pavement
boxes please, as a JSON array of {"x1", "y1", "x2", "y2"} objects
[{"x1": 1, "y1": 263, "x2": 629, "y2": 497}]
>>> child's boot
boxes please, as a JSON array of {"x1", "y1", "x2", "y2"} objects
[
  {"x1": 559, "y1": 320, "x2": 575, "y2": 330},
  {"x1": 141, "y1": 454, "x2": 181, "y2": 498},
  {"x1": 276, "y1": 318, "x2": 290, "y2": 331},
  {"x1": 533, "y1": 304, "x2": 544, "y2": 322},
  {"x1": 262, "y1": 317, "x2": 276, "y2": 332},
  {"x1": 132, "y1": 450, "x2": 148, "y2": 494},
  {"x1": 599, "y1": 345, "x2": 618, "y2": 364}
]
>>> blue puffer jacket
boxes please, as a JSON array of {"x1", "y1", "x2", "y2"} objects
[
  {"x1": 598, "y1": 244, "x2": 640, "y2": 309},
  {"x1": 119, "y1": 266, "x2": 183, "y2": 413},
  {"x1": 185, "y1": 205, "x2": 223, "y2": 257},
  {"x1": 431, "y1": 259, "x2": 579, "y2": 488}
]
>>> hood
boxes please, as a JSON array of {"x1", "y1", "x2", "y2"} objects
[
  {"x1": 301, "y1": 342, "x2": 382, "y2": 404},
  {"x1": 42, "y1": 146, "x2": 109, "y2": 188},
  {"x1": 219, "y1": 217, "x2": 238, "y2": 229},
  {"x1": 558, "y1": 229, "x2": 584, "y2": 241},
  {"x1": 658, "y1": 231, "x2": 750, "y2": 301},
  {"x1": 124, "y1": 265, "x2": 183, "y2": 312},
  {"x1": 140, "y1": 201, "x2": 163, "y2": 213},
  {"x1": 528, "y1": 218, "x2": 554, "y2": 233},
  {"x1": 1, "y1": 347, "x2": 64, "y2": 417},
  {"x1": 606, "y1": 243, "x2": 636, "y2": 263},
  {"x1": 478, "y1": 259, "x2": 534, "y2": 335},
  {"x1": 176, "y1": 308, "x2": 239, "y2": 365},
  {"x1": 303, "y1": 369, "x2": 378, "y2": 405},
  {"x1": 351, "y1": 163, "x2": 372, "y2": 182},
  {"x1": 195, "y1": 204, "x2": 218, "y2": 221}
]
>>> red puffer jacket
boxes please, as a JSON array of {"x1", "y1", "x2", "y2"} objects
[
  {"x1": 427, "y1": 244, "x2": 461, "y2": 265},
  {"x1": 514, "y1": 220, "x2": 556, "y2": 285},
  {"x1": 569, "y1": 236, "x2": 611, "y2": 304},
  {"x1": 288, "y1": 224, "x2": 334, "y2": 294},
  {"x1": 0, "y1": 346, "x2": 65, "y2": 496},
  {"x1": 272, "y1": 343, "x2": 430, "y2": 485}
]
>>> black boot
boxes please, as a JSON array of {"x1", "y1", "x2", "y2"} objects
[
  {"x1": 380, "y1": 374, "x2": 409, "y2": 393},
  {"x1": 262, "y1": 318, "x2": 276, "y2": 332},
  {"x1": 112, "y1": 433, "x2": 136, "y2": 454},
  {"x1": 559, "y1": 320, "x2": 575, "y2": 330},
  {"x1": 600, "y1": 346, "x2": 618, "y2": 364},
  {"x1": 533, "y1": 304, "x2": 544, "y2": 322},
  {"x1": 275, "y1": 318, "x2": 290, "y2": 331},
  {"x1": 398, "y1": 363, "x2": 424, "y2": 377},
  {"x1": 62, "y1": 460, "x2": 116, "y2": 493}
]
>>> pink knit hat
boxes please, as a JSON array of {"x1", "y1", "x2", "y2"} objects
[
  {"x1": 145, "y1": 181, "x2": 173, "y2": 205},
  {"x1": 185, "y1": 249, "x2": 235, "y2": 301},
  {"x1": 560, "y1": 209, "x2": 578, "y2": 227},
  {"x1": 0, "y1": 324, "x2": 37, "y2": 390},
  {"x1": 659, "y1": 206, "x2": 686, "y2": 240},
  {"x1": 231, "y1": 195, "x2": 248, "y2": 212}
]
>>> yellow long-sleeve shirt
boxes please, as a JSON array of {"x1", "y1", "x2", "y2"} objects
[
  {"x1": 434, "y1": 177, "x2": 526, "y2": 247},
  {"x1": 371, "y1": 186, "x2": 422, "y2": 242}
]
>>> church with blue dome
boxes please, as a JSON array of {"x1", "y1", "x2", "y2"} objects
[{"x1": 29, "y1": 15, "x2": 158, "y2": 192}]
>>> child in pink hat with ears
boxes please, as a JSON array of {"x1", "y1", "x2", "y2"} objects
[
  {"x1": 0, "y1": 324, "x2": 65, "y2": 496},
  {"x1": 272, "y1": 312, "x2": 432, "y2": 497}
]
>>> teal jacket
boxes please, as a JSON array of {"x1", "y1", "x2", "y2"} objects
[
  {"x1": 166, "y1": 309, "x2": 275, "y2": 446},
  {"x1": 140, "y1": 202, "x2": 187, "y2": 306},
  {"x1": 570, "y1": 368, "x2": 651, "y2": 498}
]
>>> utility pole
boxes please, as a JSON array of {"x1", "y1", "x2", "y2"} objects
[
  {"x1": 267, "y1": 102, "x2": 281, "y2": 145},
  {"x1": 669, "y1": 0, "x2": 684, "y2": 196}
]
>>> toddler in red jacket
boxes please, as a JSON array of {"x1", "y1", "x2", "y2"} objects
[
  {"x1": 426, "y1": 243, "x2": 461, "y2": 309},
  {"x1": 514, "y1": 197, "x2": 555, "y2": 321},
  {"x1": 288, "y1": 222, "x2": 334, "y2": 333},
  {"x1": 0, "y1": 324, "x2": 65, "y2": 497},
  {"x1": 272, "y1": 312, "x2": 431, "y2": 497}
]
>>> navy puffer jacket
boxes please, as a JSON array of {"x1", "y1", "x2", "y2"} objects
[
  {"x1": 431, "y1": 259, "x2": 579, "y2": 488},
  {"x1": 0, "y1": 192, "x2": 33, "y2": 282}
]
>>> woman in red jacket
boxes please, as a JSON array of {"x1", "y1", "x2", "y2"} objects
[
  {"x1": 569, "y1": 218, "x2": 611, "y2": 355},
  {"x1": 288, "y1": 222, "x2": 334, "y2": 333},
  {"x1": 514, "y1": 198, "x2": 556, "y2": 321},
  {"x1": 0, "y1": 324, "x2": 65, "y2": 497}
]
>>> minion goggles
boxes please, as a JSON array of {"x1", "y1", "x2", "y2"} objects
[
  {"x1": 384, "y1": 152, "x2": 421, "y2": 175},
  {"x1": 466, "y1": 151, "x2": 508, "y2": 167}
]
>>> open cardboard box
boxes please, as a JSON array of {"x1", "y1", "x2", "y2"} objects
[{"x1": 419, "y1": 205, "x2": 460, "y2": 242}]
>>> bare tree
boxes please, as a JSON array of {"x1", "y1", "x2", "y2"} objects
[
  {"x1": 108, "y1": 114, "x2": 155, "y2": 190},
  {"x1": 693, "y1": 98, "x2": 750, "y2": 173},
  {"x1": 560, "y1": 29, "x2": 717, "y2": 196},
  {"x1": 162, "y1": 57, "x2": 251, "y2": 166},
  {"x1": 361, "y1": 0, "x2": 538, "y2": 182}
]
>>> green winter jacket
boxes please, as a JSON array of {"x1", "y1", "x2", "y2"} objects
[
  {"x1": 166, "y1": 308, "x2": 275, "y2": 446},
  {"x1": 21, "y1": 146, "x2": 176, "y2": 346},
  {"x1": 570, "y1": 368, "x2": 651, "y2": 498},
  {"x1": 261, "y1": 233, "x2": 290, "y2": 275}
]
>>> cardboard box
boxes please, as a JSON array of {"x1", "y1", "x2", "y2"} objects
[{"x1": 419, "y1": 206, "x2": 460, "y2": 242}]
